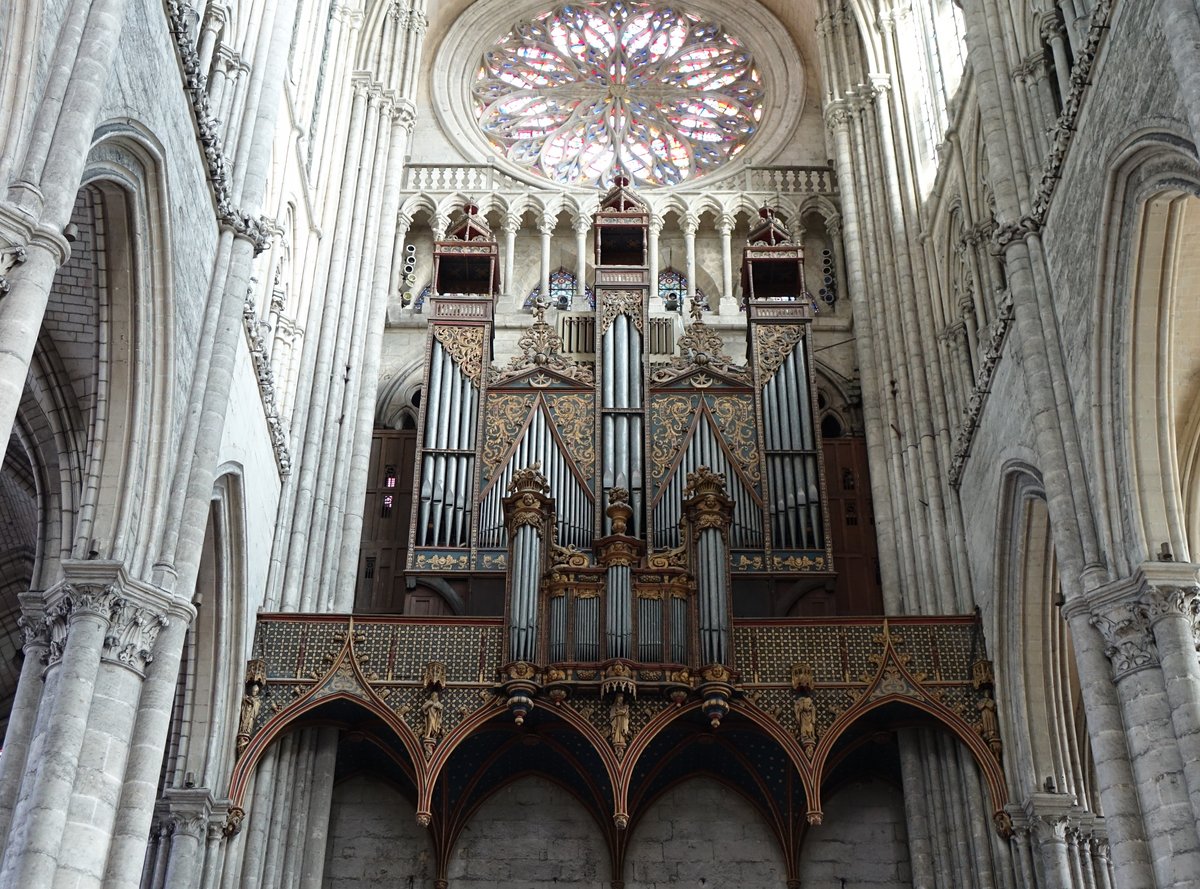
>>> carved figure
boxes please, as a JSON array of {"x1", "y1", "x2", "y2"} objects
[
  {"x1": 422, "y1": 691, "x2": 444, "y2": 739},
  {"x1": 610, "y1": 693, "x2": 631, "y2": 750},
  {"x1": 794, "y1": 695, "x2": 815, "y2": 744}
]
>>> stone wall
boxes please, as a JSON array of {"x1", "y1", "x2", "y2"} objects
[
  {"x1": 624, "y1": 777, "x2": 787, "y2": 889},
  {"x1": 447, "y1": 776, "x2": 610, "y2": 888},
  {"x1": 797, "y1": 780, "x2": 912, "y2": 889},
  {"x1": 323, "y1": 776, "x2": 434, "y2": 889}
]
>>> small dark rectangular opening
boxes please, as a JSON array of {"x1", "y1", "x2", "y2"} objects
[
  {"x1": 598, "y1": 226, "x2": 645, "y2": 266},
  {"x1": 436, "y1": 256, "x2": 493, "y2": 295},
  {"x1": 750, "y1": 260, "x2": 803, "y2": 300}
]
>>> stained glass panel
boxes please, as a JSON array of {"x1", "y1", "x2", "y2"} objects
[
  {"x1": 525, "y1": 267, "x2": 595, "y2": 310},
  {"x1": 475, "y1": 2, "x2": 764, "y2": 188}
]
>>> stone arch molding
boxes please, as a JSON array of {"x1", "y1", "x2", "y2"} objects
[
  {"x1": 430, "y1": 0, "x2": 807, "y2": 192},
  {"x1": 1090, "y1": 126, "x2": 1200, "y2": 575}
]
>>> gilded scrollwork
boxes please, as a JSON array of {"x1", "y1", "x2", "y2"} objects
[
  {"x1": 547, "y1": 394, "x2": 596, "y2": 471},
  {"x1": 708, "y1": 395, "x2": 761, "y2": 488},
  {"x1": 482, "y1": 394, "x2": 535, "y2": 475},
  {"x1": 650, "y1": 395, "x2": 698, "y2": 484},
  {"x1": 755, "y1": 324, "x2": 805, "y2": 380},
  {"x1": 433, "y1": 324, "x2": 486, "y2": 384}
]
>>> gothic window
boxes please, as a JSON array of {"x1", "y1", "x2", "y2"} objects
[
  {"x1": 474, "y1": 1, "x2": 764, "y2": 188},
  {"x1": 658, "y1": 267, "x2": 708, "y2": 311},
  {"x1": 524, "y1": 267, "x2": 595, "y2": 310}
]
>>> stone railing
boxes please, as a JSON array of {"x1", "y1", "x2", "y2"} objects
[{"x1": 400, "y1": 163, "x2": 838, "y2": 203}]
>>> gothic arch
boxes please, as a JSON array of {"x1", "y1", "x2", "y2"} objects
[
  {"x1": 76, "y1": 128, "x2": 175, "y2": 572},
  {"x1": 993, "y1": 463, "x2": 1098, "y2": 809},
  {"x1": 1091, "y1": 127, "x2": 1200, "y2": 573},
  {"x1": 161, "y1": 470, "x2": 251, "y2": 792}
]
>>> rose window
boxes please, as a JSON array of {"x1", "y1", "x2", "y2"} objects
[{"x1": 474, "y1": 1, "x2": 764, "y2": 188}]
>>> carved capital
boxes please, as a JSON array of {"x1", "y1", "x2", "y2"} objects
[
  {"x1": 103, "y1": 598, "x2": 170, "y2": 675},
  {"x1": 1090, "y1": 602, "x2": 1158, "y2": 680},
  {"x1": 1140, "y1": 583, "x2": 1200, "y2": 629}
]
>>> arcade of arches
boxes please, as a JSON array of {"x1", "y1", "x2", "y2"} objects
[{"x1": 2, "y1": 1, "x2": 1200, "y2": 889}]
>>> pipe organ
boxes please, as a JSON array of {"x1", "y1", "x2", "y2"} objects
[{"x1": 407, "y1": 186, "x2": 832, "y2": 692}]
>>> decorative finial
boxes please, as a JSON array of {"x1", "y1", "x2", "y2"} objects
[
  {"x1": 531, "y1": 293, "x2": 550, "y2": 324},
  {"x1": 688, "y1": 293, "x2": 704, "y2": 323}
]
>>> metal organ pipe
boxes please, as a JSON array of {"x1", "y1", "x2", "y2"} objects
[
  {"x1": 509, "y1": 524, "x2": 541, "y2": 662},
  {"x1": 607, "y1": 563, "x2": 631, "y2": 658}
]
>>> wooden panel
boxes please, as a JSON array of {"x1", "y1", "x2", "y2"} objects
[
  {"x1": 822, "y1": 436, "x2": 883, "y2": 614},
  {"x1": 357, "y1": 430, "x2": 418, "y2": 613}
]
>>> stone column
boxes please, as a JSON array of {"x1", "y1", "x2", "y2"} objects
[
  {"x1": 0, "y1": 595, "x2": 48, "y2": 848},
  {"x1": 573, "y1": 214, "x2": 589, "y2": 307},
  {"x1": 648, "y1": 214, "x2": 662, "y2": 305},
  {"x1": 0, "y1": 570, "x2": 122, "y2": 887},
  {"x1": 1028, "y1": 806, "x2": 1074, "y2": 889},
  {"x1": 683, "y1": 214, "x2": 698, "y2": 309},
  {"x1": 196, "y1": 6, "x2": 227, "y2": 77},
  {"x1": 198, "y1": 819, "x2": 228, "y2": 889},
  {"x1": 1138, "y1": 563, "x2": 1200, "y2": 833},
  {"x1": 502, "y1": 213, "x2": 519, "y2": 309},
  {"x1": 1041, "y1": 17, "x2": 1073, "y2": 107},
  {"x1": 1090, "y1": 832, "x2": 1114, "y2": 889},
  {"x1": 538, "y1": 215, "x2": 553, "y2": 305},
  {"x1": 1089, "y1": 588, "x2": 1200, "y2": 887},
  {"x1": 161, "y1": 804, "x2": 209, "y2": 889},
  {"x1": 101, "y1": 609, "x2": 192, "y2": 889},
  {"x1": 717, "y1": 213, "x2": 736, "y2": 314},
  {"x1": 55, "y1": 580, "x2": 173, "y2": 889}
]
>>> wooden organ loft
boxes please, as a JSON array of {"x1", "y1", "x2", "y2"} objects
[{"x1": 232, "y1": 185, "x2": 1010, "y2": 868}]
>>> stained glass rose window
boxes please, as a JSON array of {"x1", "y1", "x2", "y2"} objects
[{"x1": 474, "y1": 1, "x2": 764, "y2": 188}]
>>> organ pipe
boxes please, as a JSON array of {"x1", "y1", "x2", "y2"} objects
[
  {"x1": 682, "y1": 467, "x2": 734, "y2": 666},
  {"x1": 502, "y1": 466, "x2": 554, "y2": 663}
]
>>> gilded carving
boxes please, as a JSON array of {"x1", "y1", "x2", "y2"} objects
[
  {"x1": 236, "y1": 659, "x2": 267, "y2": 757},
  {"x1": 707, "y1": 396, "x2": 761, "y2": 487},
  {"x1": 650, "y1": 395, "x2": 698, "y2": 484},
  {"x1": 432, "y1": 324, "x2": 486, "y2": 385},
  {"x1": 482, "y1": 394, "x2": 535, "y2": 475},
  {"x1": 650, "y1": 320, "x2": 751, "y2": 384},
  {"x1": 599, "y1": 290, "x2": 644, "y2": 334},
  {"x1": 609, "y1": 693, "x2": 632, "y2": 754},
  {"x1": 754, "y1": 324, "x2": 805, "y2": 380},
  {"x1": 495, "y1": 318, "x2": 595, "y2": 386},
  {"x1": 547, "y1": 394, "x2": 596, "y2": 470}
]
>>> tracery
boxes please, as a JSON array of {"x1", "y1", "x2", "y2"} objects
[{"x1": 473, "y1": 1, "x2": 764, "y2": 188}]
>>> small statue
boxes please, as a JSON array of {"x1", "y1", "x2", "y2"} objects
[
  {"x1": 610, "y1": 693, "x2": 632, "y2": 752},
  {"x1": 977, "y1": 693, "x2": 1002, "y2": 757},
  {"x1": 235, "y1": 661, "x2": 266, "y2": 756},
  {"x1": 794, "y1": 695, "x2": 816, "y2": 751},
  {"x1": 422, "y1": 691, "x2": 444, "y2": 740}
]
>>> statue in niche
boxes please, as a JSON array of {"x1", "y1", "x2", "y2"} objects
[
  {"x1": 235, "y1": 660, "x2": 266, "y2": 757},
  {"x1": 794, "y1": 695, "x2": 816, "y2": 754},
  {"x1": 977, "y1": 693, "x2": 1002, "y2": 757},
  {"x1": 609, "y1": 693, "x2": 631, "y2": 752},
  {"x1": 422, "y1": 690, "x2": 444, "y2": 740}
]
